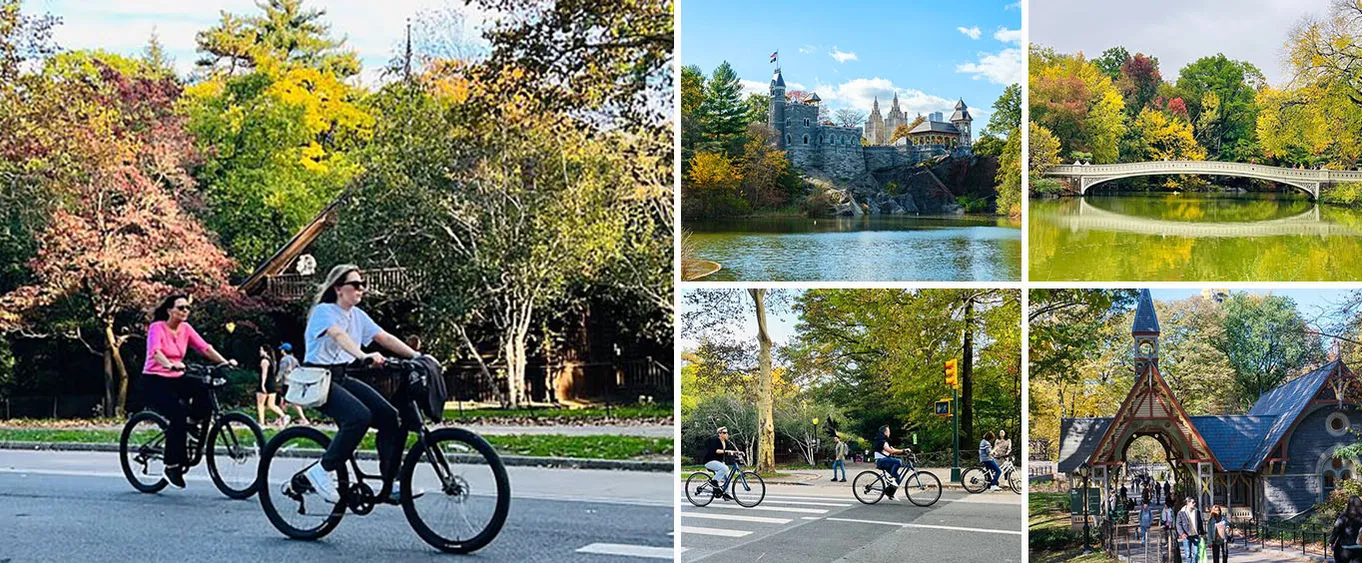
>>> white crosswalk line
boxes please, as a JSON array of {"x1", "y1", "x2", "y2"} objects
[
  {"x1": 681, "y1": 512, "x2": 793, "y2": 524},
  {"x1": 764, "y1": 494, "x2": 859, "y2": 502},
  {"x1": 679, "y1": 525, "x2": 753, "y2": 538},
  {"x1": 575, "y1": 543, "x2": 674, "y2": 559},
  {"x1": 692, "y1": 503, "x2": 828, "y2": 514},
  {"x1": 823, "y1": 517, "x2": 1024, "y2": 536},
  {"x1": 759, "y1": 499, "x2": 851, "y2": 507}
]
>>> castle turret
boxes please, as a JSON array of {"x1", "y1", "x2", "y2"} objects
[
  {"x1": 769, "y1": 68, "x2": 787, "y2": 149},
  {"x1": 949, "y1": 98, "x2": 973, "y2": 147}
]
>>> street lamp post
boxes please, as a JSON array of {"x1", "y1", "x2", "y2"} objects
[{"x1": 1079, "y1": 462, "x2": 1092, "y2": 554}]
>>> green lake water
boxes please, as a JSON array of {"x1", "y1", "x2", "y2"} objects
[
  {"x1": 1029, "y1": 192, "x2": 1362, "y2": 281},
  {"x1": 687, "y1": 215, "x2": 1021, "y2": 281}
]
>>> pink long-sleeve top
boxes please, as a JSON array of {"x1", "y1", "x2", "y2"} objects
[{"x1": 142, "y1": 320, "x2": 211, "y2": 378}]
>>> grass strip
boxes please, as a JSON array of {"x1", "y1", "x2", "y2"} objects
[{"x1": 0, "y1": 428, "x2": 671, "y2": 461}]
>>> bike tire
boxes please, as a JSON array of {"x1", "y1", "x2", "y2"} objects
[
  {"x1": 961, "y1": 466, "x2": 989, "y2": 494},
  {"x1": 400, "y1": 427, "x2": 511, "y2": 554},
  {"x1": 206, "y1": 411, "x2": 265, "y2": 499},
  {"x1": 685, "y1": 472, "x2": 716, "y2": 507},
  {"x1": 1008, "y1": 469, "x2": 1022, "y2": 494},
  {"x1": 257, "y1": 426, "x2": 348, "y2": 541},
  {"x1": 852, "y1": 470, "x2": 886, "y2": 505},
  {"x1": 119, "y1": 411, "x2": 170, "y2": 494},
  {"x1": 904, "y1": 470, "x2": 942, "y2": 507},
  {"x1": 730, "y1": 471, "x2": 765, "y2": 507}
]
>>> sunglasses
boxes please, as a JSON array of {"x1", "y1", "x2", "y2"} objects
[
  {"x1": 173, "y1": 305, "x2": 192, "y2": 312},
  {"x1": 336, "y1": 280, "x2": 367, "y2": 290}
]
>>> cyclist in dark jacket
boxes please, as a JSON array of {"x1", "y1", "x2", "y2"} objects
[{"x1": 873, "y1": 426, "x2": 908, "y2": 501}]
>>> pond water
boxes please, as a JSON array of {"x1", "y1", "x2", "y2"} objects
[
  {"x1": 1029, "y1": 192, "x2": 1362, "y2": 281},
  {"x1": 686, "y1": 215, "x2": 1021, "y2": 281}
]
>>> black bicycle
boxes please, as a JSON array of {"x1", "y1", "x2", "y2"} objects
[
  {"x1": 119, "y1": 363, "x2": 266, "y2": 499},
  {"x1": 961, "y1": 459, "x2": 1022, "y2": 494},
  {"x1": 852, "y1": 451, "x2": 942, "y2": 507},
  {"x1": 256, "y1": 357, "x2": 510, "y2": 554},
  {"x1": 684, "y1": 451, "x2": 766, "y2": 508}
]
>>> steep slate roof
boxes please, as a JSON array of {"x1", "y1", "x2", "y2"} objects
[
  {"x1": 1189, "y1": 415, "x2": 1278, "y2": 471},
  {"x1": 1132, "y1": 289, "x2": 1160, "y2": 334},
  {"x1": 1242, "y1": 360, "x2": 1339, "y2": 471},
  {"x1": 772, "y1": 69, "x2": 785, "y2": 88},
  {"x1": 1058, "y1": 417, "x2": 1112, "y2": 474},
  {"x1": 907, "y1": 120, "x2": 960, "y2": 135},
  {"x1": 1059, "y1": 361, "x2": 1341, "y2": 474}
]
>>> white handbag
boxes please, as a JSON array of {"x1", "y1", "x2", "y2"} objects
[{"x1": 284, "y1": 366, "x2": 332, "y2": 408}]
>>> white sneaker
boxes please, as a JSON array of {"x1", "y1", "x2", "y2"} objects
[
  {"x1": 991, "y1": 485, "x2": 1004, "y2": 491},
  {"x1": 305, "y1": 463, "x2": 340, "y2": 504}
]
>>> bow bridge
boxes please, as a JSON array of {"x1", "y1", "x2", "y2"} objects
[{"x1": 1046, "y1": 161, "x2": 1362, "y2": 199}]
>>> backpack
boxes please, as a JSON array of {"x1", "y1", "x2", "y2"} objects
[{"x1": 409, "y1": 355, "x2": 447, "y2": 423}]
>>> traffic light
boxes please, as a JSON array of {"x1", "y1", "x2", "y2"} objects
[{"x1": 945, "y1": 358, "x2": 958, "y2": 389}]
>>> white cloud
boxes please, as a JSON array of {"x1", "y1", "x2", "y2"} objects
[
  {"x1": 829, "y1": 46, "x2": 858, "y2": 63},
  {"x1": 740, "y1": 79, "x2": 806, "y2": 97},
  {"x1": 798, "y1": 44, "x2": 817, "y2": 54},
  {"x1": 957, "y1": 26, "x2": 982, "y2": 40},
  {"x1": 811, "y1": 77, "x2": 960, "y2": 118},
  {"x1": 993, "y1": 27, "x2": 1022, "y2": 44},
  {"x1": 956, "y1": 47, "x2": 1024, "y2": 85},
  {"x1": 1005, "y1": 1, "x2": 1021, "y2": 10}
]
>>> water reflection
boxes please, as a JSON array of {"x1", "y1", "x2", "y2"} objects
[
  {"x1": 688, "y1": 215, "x2": 1021, "y2": 281},
  {"x1": 1030, "y1": 192, "x2": 1362, "y2": 281}
]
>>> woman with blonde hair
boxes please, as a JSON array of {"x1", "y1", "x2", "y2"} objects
[{"x1": 296, "y1": 265, "x2": 421, "y2": 505}]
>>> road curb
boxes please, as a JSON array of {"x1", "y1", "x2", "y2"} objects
[{"x1": 0, "y1": 440, "x2": 673, "y2": 473}]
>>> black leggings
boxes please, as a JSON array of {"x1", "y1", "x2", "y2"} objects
[
  {"x1": 1211, "y1": 541, "x2": 1227, "y2": 563},
  {"x1": 142, "y1": 375, "x2": 212, "y2": 467},
  {"x1": 316, "y1": 372, "x2": 416, "y2": 481}
]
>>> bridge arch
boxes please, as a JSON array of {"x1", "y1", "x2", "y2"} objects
[{"x1": 1044, "y1": 161, "x2": 1362, "y2": 201}]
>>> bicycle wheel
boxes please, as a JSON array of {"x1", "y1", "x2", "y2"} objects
[
  {"x1": 852, "y1": 470, "x2": 887, "y2": 505},
  {"x1": 119, "y1": 411, "x2": 169, "y2": 494},
  {"x1": 1008, "y1": 469, "x2": 1022, "y2": 494},
  {"x1": 400, "y1": 427, "x2": 511, "y2": 554},
  {"x1": 685, "y1": 472, "x2": 717, "y2": 507},
  {"x1": 961, "y1": 466, "x2": 989, "y2": 494},
  {"x1": 257, "y1": 426, "x2": 348, "y2": 540},
  {"x1": 730, "y1": 471, "x2": 765, "y2": 507},
  {"x1": 903, "y1": 470, "x2": 942, "y2": 507},
  {"x1": 206, "y1": 412, "x2": 265, "y2": 499}
]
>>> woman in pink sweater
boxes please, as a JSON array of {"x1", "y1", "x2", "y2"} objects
[{"x1": 142, "y1": 293, "x2": 235, "y2": 489}]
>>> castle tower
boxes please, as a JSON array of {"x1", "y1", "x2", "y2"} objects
[
  {"x1": 886, "y1": 92, "x2": 906, "y2": 142},
  {"x1": 770, "y1": 68, "x2": 787, "y2": 149},
  {"x1": 865, "y1": 96, "x2": 884, "y2": 145},
  {"x1": 949, "y1": 98, "x2": 973, "y2": 147},
  {"x1": 1132, "y1": 289, "x2": 1160, "y2": 377}
]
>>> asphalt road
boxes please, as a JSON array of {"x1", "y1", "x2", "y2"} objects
[
  {"x1": 0, "y1": 449, "x2": 673, "y2": 562},
  {"x1": 678, "y1": 484, "x2": 1024, "y2": 563}
]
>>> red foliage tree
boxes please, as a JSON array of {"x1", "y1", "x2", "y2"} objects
[
  {"x1": 1167, "y1": 97, "x2": 1188, "y2": 118},
  {"x1": 1118, "y1": 54, "x2": 1162, "y2": 113}
]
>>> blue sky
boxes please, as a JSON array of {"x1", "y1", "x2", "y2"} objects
[
  {"x1": 27, "y1": 0, "x2": 492, "y2": 86},
  {"x1": 680, "y1": 0, "x2": 1022, "y2": 129},
  {"x1": 1150, "y1": 288, "x2": 1353, "y2": 325}
]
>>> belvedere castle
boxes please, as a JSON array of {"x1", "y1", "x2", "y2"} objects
[{"x1": 768, "y1": 64, "x2": 973, "y2": 179}]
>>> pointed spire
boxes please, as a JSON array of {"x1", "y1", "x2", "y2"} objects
[
  {"x1": 891, "y1": 91, "x2": 900, "y2": 110},
  {"x1": 1132, "y1": 289, "x2": 1160, "y2": 335}
]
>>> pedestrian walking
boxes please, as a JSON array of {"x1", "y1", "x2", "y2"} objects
[
  {"x1": 1139, "y1": 501, "x2": 1153, "y2": 543},
  {"x1": 1163, "y1": 499, "x2": 1181, "y2": 563},
  {"x1": 275, "y1": 343, "x2": 310, "y2": 425},
  {"x1": 1209, "y1": 504, "x2": 1229, "y2": 563},
  {"x1": 1331, "y1": 495, "x2": 1362, "y2": 563},
  {"x1": 255, "y1": 345, "x2": 289, "y2": 427},
  {"x1": 1177, "y1": 496, "x2": 1204, "y2": 563},
  {"x1": 831, "y1": 435, "x2": 848, "y2": 482}
]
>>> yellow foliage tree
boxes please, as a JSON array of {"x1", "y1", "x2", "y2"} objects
[{"x1": 687, "y1": 151, "x2": 742, "y2": 191}]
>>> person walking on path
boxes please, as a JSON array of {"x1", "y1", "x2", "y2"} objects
[
  {"x1": 979, "y1": 431, "x2": 1002, "y2": 492},
  {"x1": 1139, "y1": 501, "x2": 1153, "y2": 544},
  {"x1": 274, "y1": 343, "x2": 309, "y2": 425},
  {"x1": 255, "y1": 346, "x2": 289, "y2": 427},
  {"x1": 1331, "y1": 495, "x2": 1362, "y2": 563},
  {"x1": 1163, "y1": 499, "x2": 1181, "y2": 563},
  {"x1": 831, "y1": 435, "x2": 847, "y2": 482},
  {"x1": 1209, "y1": 504, "x2": 1230, "y2": 563},
  {"x1": 1177, "y1": 496, "x2": 1204, "y2": 563}
]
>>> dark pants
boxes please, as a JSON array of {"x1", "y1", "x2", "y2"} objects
[
  {"x1": 316, "y1": 372, "x2": 415, "y2": 482},
  {"x1": 983, "y1": 459, "x2": 1002, "y2": 486},
  {"x1": 142, "y1": 374, "x2": 212, "y2": 467},
  {"x1": 1212, "y1": 541, "x2": 1227, "y2": 563},
  {"x1": 876, "y1": 457, "x2": 902, "y2": 481}
]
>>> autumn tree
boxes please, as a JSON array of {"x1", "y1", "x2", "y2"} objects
[
  {"x1": 1117, "y1": 53, "x2": 1161, "y2": 116},
  {"x1": 195, "y1": 0, "x2": 360, "y2": 78},
  {"x1": 1030, "y1": 46, "x2": 1126, "y2": 162}
]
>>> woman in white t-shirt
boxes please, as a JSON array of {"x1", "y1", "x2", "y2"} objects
[{"x1": 298, "y1": 264, "x2": 421, "y2": 505}]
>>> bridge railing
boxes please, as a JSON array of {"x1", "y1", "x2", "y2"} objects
[{"x1": 1048, "y1": 160, "x2": 1362, "y2": 181}]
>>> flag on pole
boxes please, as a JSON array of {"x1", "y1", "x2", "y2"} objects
[{"x1": 770, "y1": 51, "x2": 778, "y2": 64}]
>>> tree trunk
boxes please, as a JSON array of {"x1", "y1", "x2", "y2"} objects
[
  {"x1": 961, "y1": 296, "x2": 975, "y2": 447},
  {"x1": 503, "y1": 301, "x2": 535, "y2": 408},
  {"x1": 102, "y1": 348, "x2": 115, "y2": 418},
  {"x1": 107, "y1": 325, "x2": 129, "y2": 417},
  {"x1": 750, "y1": 289, "x2": 775, "y2": 474}
]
